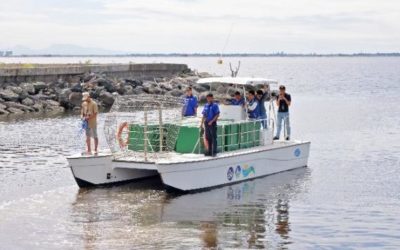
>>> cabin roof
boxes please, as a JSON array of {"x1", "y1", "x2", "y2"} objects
[{"x1": 197, "y1": 77, "x2": 278, "y2": 86}]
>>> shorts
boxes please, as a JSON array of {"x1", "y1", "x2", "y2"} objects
[{"x1": 85, "y1": 127, "x2": 98, "y2": 138}]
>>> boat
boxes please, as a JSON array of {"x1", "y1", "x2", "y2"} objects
[{"x1": 67, "y1": 77, "x2": 311, "y2": 192}]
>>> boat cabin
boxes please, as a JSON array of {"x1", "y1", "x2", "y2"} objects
[{"x1": 104, "y1": 77, "x2": 279, "y2": 162}]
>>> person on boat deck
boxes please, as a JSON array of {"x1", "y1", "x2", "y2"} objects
[
  {"x1": 274, "y1": 85, "x2": 291, "y2": 141},
  {"x1": 81, "y1": 92, "x2": 99, "y2": 154},
  {"x1": 183, "y1": 86, "x2": 198, "y2": 117},
  {"x1": 246, "y1": 90, "x2": 260, "y2": 120},
  {"x1": 256, "y1": 87, "x2": 269, "y2": 129},
  {"x1": 201, "y1": 93, "x2": 220, "y2": 157},
  {"x1": 228, "y1": 91, "x2": 245, "y2": 106}
]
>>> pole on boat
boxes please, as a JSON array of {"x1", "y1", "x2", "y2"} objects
[
  {"x1": 158, "y1": 104, "x2": 163, "y2": 153},
  {"x1": 144, "y1": 106, "x2": 148, "y2": 162}
]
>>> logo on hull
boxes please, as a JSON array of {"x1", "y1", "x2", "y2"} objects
[
  {"x1": 294, "y1": 148, "x2": 301, "y2": 157},
  {"x1": 227, "y1": 167, "x2": 234, "y2": 181},
  {"x1": 227, "y1": 164, "x2": 255, "y2": 181}
]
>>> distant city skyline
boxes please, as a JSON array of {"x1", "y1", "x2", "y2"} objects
[{"x1": 1, "y1": 0, "x2": 400, "y2": 54}]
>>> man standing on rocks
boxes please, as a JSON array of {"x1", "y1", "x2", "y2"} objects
[
  {"x1": 81, "y1": 92, "x2": 99, "y2": 154},
  {"x1": 183, "y1": 87, "x2": 198, "y2": 117}
]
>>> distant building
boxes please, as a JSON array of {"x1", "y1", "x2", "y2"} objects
[
  {"x1": 5, "y1": 51, "x2": 13, "y2": 56},
  {"x1": 0, "y1": 51, "x2": 4, "y2": 56}
]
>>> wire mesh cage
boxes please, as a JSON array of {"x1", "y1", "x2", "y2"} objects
[{"x1": 104, "y1": 94, "x2": 185, "y2": 161}]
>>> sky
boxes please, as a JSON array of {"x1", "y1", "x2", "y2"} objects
[{"x1": 0, "y1": 0, "x2": 399, "y2": 54}]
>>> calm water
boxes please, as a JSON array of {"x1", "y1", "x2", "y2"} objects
[{"x1": 1, "y1": 57, "x2": 400, "y2": 249}]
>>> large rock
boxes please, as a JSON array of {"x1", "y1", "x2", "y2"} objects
[
  {"x1": 193, "y1": 83, "x2": 209, "y2": 93},
  {"x1": 114, "y1": 82, "x2": 126, "y2": 95},
  {"x1": 32, "y1": 93, "x2": 56, "y2": 101},
  {"x1": 32, "y1": 102, "x2": 44, "y2": 112},
  {"x1": 58, "y1": 88, "x2": 72, "y2": 107},
  {"x1": 0, "y1": 102, "x2": 6, "y2": 110},
  {"x1": 148, "y1": 86, "x2": 164, "y2": 95},
  {"x1": 0, "y1": 89, "x2": 19, "y2": 102},
  {"x1": 133, "y1": 86, "x2": 145, "y2": 95},
  {"x1": 20, "y1": 83, "x2": 35, "y2": 95},
  {"x1": 125, "y1": 79, "x2": 142, "y2": 88},
  {"x1": 4, "y1": 101, "x2": 35, "y2": 112},
  {"x1": 159, "y1": 82, "x2": 173, "y2": 91},
  {"x1": 170, "y1": 77, "x2": 188, "y2": 86},
  {"x1": 92, "y1": 86, "x2": 105, "y2": 99},
  {"x1": 99, "y1": 91, "x2": 115, "y2": 106},
  {"x1": 166, "y1": 89, "x2": 184, "y2": 97},
  {"x1": 142, "y1": 81, "x2": 157, "y2": 93},
  {"x1": 6, "y1": 107, "x2": 24, "y2": 114},
  {"x1": 70, "y1": 83, "x2": 83, "y2": 93},
  {"x1": 6, "y1": 86, "x2": 24, "y2": 95},
  {"x1": 95, "y1": 78, "x2": 115, "y2": 92},
  {"x1": 0, "y1": 108, "x2": 9, "y2": 115},
  {"x1": 68, "y1": 92, "x2": 83, "y2": 106},
  {"x1": 21, "y1": 97, "x2": 35, "y2": 106},
  {"x1": 32, "y1": 82, "x2": 47, "y2": 93},
  {"x1": 124, "y1": 85, "x2": 134, "y2": 95},
  {"x1": 43, "y1": 100, "x2": 64, "y2": 113}
]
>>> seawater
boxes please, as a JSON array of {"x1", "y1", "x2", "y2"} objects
[{"x1": 0, "y1": 57, "x2": 400, "y2": 249}]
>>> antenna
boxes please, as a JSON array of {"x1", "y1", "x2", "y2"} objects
[{"x1": 218, "y1": 23, "x2": 234, "y2": 64}]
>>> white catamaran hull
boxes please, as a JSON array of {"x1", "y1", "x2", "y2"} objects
[
  {"x1": 157, "y1": 142, "x2": 310, "y2": 192},
  {"x1": 68, "y1": 153, "x2": 158, "y2": 187}
]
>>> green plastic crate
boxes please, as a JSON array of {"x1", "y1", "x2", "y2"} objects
[
  {"x1": 128, "y1": 124, "x2": 160, "y2": 152},
  {"x1": 225, "y1": 123, "x2": 239, "y2": 151},
  {"x1": 239, "y1": 121, "x2": 261, "y2": 148},
  {"x1": 175, "y1": 124, "x2": 224, "y2": 154}
]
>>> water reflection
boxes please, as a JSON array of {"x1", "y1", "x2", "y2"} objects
[{"x1": 71, "y1": 168, "x2": 310, "y2": 249}]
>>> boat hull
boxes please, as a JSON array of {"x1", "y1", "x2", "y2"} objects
[
  {"x1": 157, "y1": 142, "x2": 310, "y2": 192},
  {"x1": 67, "y1": 153, "x2": 158, "y2": 187}
]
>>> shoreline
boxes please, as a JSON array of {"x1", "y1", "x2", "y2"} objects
[{"x1": 0, "y1": 63, "x2": 219, "y2": 117}]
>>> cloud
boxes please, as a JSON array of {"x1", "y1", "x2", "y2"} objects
[{"x1": 0, "y1": 0, "x2": 399, "y2": 53}]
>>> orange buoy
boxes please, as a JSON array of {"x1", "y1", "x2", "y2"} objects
[{"x1": 117, "y1": 122, "x2": 130, "y2": 149}]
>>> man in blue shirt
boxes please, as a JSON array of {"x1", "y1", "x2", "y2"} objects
[
  {"x1": 183, "y1": 87, "x2": 198, "y2": 117},
  {"x1": 201, "y1": 93, "x2": 220, "y2": 156},
  {"x1": 246, "y1": 90, "x2": 260, "y2": 119},
  {"x1": 229, "y1": 91, "x2": 245, "y2": 106}
]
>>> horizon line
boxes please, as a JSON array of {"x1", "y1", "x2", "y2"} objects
[{"x1": 2, "y1": 52, "x2": 400, "y2": 58}]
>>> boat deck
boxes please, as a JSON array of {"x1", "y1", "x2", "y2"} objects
[{"x1": 114, "y1": 140, "x2": 308, "y2": 167}]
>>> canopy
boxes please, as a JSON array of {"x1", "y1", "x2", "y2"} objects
[{"x1": 197, "y1": 77, "x2": 278, "y2": 86}]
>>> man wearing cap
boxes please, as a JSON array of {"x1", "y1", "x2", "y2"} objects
[
  {"x1": 274, "y1": 85, "x2": 291, "y2": 140},
  {"x1": 201, "y1": 93, "x2": 220, "y2": 156},
  {"x1": 183, "y1": 87, "x2": 198, "y2": 117},
  {"x1": 81, "y1": 92, "x2": 99, "y2": 154}
]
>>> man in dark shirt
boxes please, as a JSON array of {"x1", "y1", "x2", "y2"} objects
[
  {"x1": 201, "y1": 93, "x2": 220, "y2": 156},
  {"x1": 274, "y1": 85, "x2": 291, "y2": 140}
]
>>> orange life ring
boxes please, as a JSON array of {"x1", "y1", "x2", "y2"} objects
[{"x1": 117, "y1": 122, "x2": 130, "y2": 149}]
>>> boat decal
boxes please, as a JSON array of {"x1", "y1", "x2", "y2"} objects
[
  {"x1": 235, "y1": 165, "x2": 241, "y2": 178},
  {"x1": 294, "y1": 148, "x2": 301, "y2": 157},
  {"x1": 227, "y1": 167, "x2": 234, "y2": 181},
  {"x1": 242, "y1": 164, "x2": 255, "y2": 177}
]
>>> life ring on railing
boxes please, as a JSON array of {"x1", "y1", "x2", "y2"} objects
[{"x1": 117, "y1": 122, "x2": 129, "y2": 149}]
